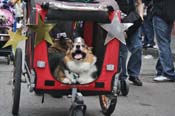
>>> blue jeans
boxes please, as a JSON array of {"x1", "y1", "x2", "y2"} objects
[
  {"x1": 119, "y1": 43, "x2": 128, "y2": 79},
  {"x1": 153, "y1": 16, "x2": 175, "y2": 79},
  {"x1": 142, "y1": 17, "x2": 155, "y2": 45},
  {"x1": 119, "y1": 27, "x2": 142, "y2": 78}
]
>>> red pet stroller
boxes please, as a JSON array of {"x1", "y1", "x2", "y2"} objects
[{"x1": 12, "y1": 0, "x2": 129, "y2": 116}]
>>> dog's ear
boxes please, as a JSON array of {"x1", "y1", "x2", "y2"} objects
[
  {"x1": 66, "y1": 48, "x2": 71, "y2": 55},
  {"x1": 88, "y1": 47, "x2": 93, "y2": 50},
  {"x1": 85, "y1": 47, "x2": 93, "y2": 54},
  {"x1": 66, "y1": 39, "x2": 73, "y2": 49},
  {"x1": 64, "y1": 49, "x2": 72, "y2": 63}
]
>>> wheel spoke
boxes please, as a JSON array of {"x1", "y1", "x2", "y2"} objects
[
  {"x1": 99, "y1": 94, "x2": 117, "y2": 115},
  {"x1": 101, "y1": 95, "x2": 111, "y2": 109}
]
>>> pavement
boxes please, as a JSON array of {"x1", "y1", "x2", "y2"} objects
[{"x1": 143, "y1": 35, "x2": 175, "y2": 61}]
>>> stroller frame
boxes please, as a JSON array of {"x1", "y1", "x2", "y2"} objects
[{"x1": 11, "y1": 0, "x2": 129, "y2": 116}]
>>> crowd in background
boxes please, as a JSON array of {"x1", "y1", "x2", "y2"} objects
[{"x1": 118, "y1": 0, "x2": 175, "y2": 86}]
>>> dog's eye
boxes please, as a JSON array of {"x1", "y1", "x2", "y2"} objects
[{"x1": 82, "y1": 45, "x2": 85, "y2": 47}]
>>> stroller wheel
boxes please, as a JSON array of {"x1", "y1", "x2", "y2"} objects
[
  {"x1": 99, "y1": 95, "x2": 117, "y2": 115},
  {"x1": 10, "y1": 52, "x2": 15, "y2": 62},
  {"x1": 120, "y1": 79, "x2": 129, "y2": 96},
  {"x1": 12, "y1": 48, "x2": 22, "y2": 115},
  {"x1": 69, "y1": 103, "x2": 86, "y2": 116},
  {"x1": 7, "y1": 55, "x2": 11, "y2": 65},
  {"x1": 69, "y1": 108, "x2": 84, "y2": 116}
]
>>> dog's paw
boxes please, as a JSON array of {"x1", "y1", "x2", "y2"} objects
[{"x1": 62, "y1": 78, "x2": 71, "y2": 84}]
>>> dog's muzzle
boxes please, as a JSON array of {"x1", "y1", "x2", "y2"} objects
[{"x1": 72, "y1": 50, "x2": 86, "y2": 60}]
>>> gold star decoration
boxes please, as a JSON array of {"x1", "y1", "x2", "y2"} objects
[
  {"x1": 3, "y1": 29, "x2": 27, "y2": 51},
  {"x1": 27, "y1": 15, "x2": 55, "y2": 47}
]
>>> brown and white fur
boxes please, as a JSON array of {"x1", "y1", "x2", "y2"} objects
[
  {"x1": 63, "y1": 37, "x2": 97, "y2": 84},
  {"x1": 48, "y1": 37, "x2": 73, "y2": 82}
]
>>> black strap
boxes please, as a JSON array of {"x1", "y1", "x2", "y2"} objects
[{"x1": 117, "y1": 0, "x2": 136, "y2": 14}]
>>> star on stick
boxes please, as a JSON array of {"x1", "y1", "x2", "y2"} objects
[
  {"x1": 100, "y1": 14, "x2": 126, "y2": 45},
  {"x1": 27, "y1": 15, "x2": 55, "y2": 47},
  {"x1": 3, "y1": 29, "x2": 27, "y2": 51}
]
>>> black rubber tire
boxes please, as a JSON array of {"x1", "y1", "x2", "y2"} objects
[
  {"x1": 71, "y1": 109, "x2": 84, "y2": 116},
  {"x1": 10, "y1": 52, "x2": 15, "y2": 62},
  {"x1": 120, "y1": 79, "x2": 129, "y2": 96},
  {"x1": 7, "y1": 55, "x2": 10, "y2": 65},
  {"x1": 12, "y1": 48, "x2": 22, "y2": 115},
  {"x1": 69, "y1": 106, "x2": 85, "y2": 116},
  {"x1": 99, "y1": 95, "x2": 117, "y2": 116}
]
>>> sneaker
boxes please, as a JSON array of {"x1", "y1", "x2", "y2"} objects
[
  {"x1": 142, "y1": 43, "x2": 148, "y2": 49},
  {"x1": 146, "y1": 44, "x2": 153, "y2": 48},
  {"x1": 153, "y1": 44, "x2": 158, "y2": 49},
  {"x1": 154, "y1": 75, "x2": 172, "y2": 82},
  {"x1": 129, "y1": 76, "x2": 143, "y2": 86}
]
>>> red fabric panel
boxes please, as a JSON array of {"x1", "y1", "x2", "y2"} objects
[{"x1": 83, "y1": 21, "x2": 93, "y2": 47}]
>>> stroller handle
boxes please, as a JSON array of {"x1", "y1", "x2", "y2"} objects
[
  {"x1": 41, "y1": 1, "x2": 113, "y2": 12},
  {"x1": 0, "y1": 33, "x2": 9, "y2": 36}
]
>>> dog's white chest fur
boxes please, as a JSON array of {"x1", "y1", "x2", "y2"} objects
[{"x1": 64, "y1": 57, "x2": 97, "y2": 84}]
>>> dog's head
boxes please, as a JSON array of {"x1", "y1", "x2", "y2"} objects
[
  {"x1": 54, "y1": 38, "x2": 72, "y2": 51},
  {"x1": 49, "y1": 32, "x2": 73, "y2": 53},
  {"x1": 66, "y1": 37, "x2": 92, "y2": 61},
  {"x1": 0, "y1": 15, "x2": 7, "y2": 25},
  {"x1": 64, "y1": 37, "x2": 97, "y2": 81}
]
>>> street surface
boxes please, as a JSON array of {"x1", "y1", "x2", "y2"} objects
[{"x1": 0, "y1": 56, "x2": 175, "y2": 116}]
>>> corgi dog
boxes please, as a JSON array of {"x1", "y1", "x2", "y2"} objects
[{"x1": 63, "y1": 37, "x2": 97, "y2": 84}]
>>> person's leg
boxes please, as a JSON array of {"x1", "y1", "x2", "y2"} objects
[
  {"x1": 142, "y1": 19, "x2": 148, "y2": 47},
  {"x1": 127, "y1": 48, "x2": 142, "y2": 77},
  {"x1": 144, "y1": 17, "x2": 155, "y2": 47},
  {"x1": 126, "y1": 27, "x2": 143, "y2": 86},
  {"x1": 153, "y1": 16, "x2": 175, "y2": 81},
  {"x1": 155, "y1": 59, "x2": 163, "y2": 76},
  {"x1": 119, "y1": 43, "x2": 128, "y2": 79}
]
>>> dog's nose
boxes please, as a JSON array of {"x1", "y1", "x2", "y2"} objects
[{"x1": 76, "y1": 45, "x2": 80, "y2": 49}]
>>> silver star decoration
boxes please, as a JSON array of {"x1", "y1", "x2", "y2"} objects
[{"x1": 100, "y1": 14, "x2": 127, "y2": 45}]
